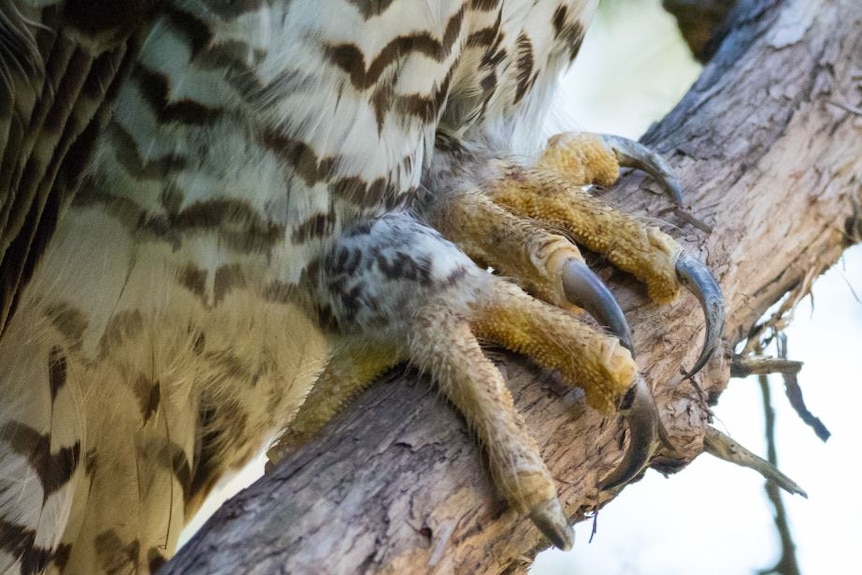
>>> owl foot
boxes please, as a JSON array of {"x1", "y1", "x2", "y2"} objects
[
  {"x1": 278, "y1": 271, "x2": 638, "y2": 551},
  {"x1": 273, "y1": 134, "x2": 723, "y2": 551},
  {"x1": 421, "y1": 132, "x2": 723, "y2": 541}
]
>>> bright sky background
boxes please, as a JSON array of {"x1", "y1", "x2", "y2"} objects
[{"x1": 532, "y1": 2, "x2": 862, "y2": 574}]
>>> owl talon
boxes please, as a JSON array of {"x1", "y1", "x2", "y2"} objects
[
  {"x1": 529, "y1": 498, "x2": 574, "y2": 551},
  {"x1": 599, "y1": 134, "x2": 684, "y2": 205},
  {"x1": 562, "y1": 259, "x2": 634, "y2": 354},
  {"x1": 598, "y1": 377, "x2": 660, "y2": 491},
  {"x1": 675, "y1": 252, "x2": 725, "y2": 377}
]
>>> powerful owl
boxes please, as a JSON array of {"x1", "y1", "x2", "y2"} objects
[{"x1": 0, "y1": 1, "x2": 722, "y2": 573}]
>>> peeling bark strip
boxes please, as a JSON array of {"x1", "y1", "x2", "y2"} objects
[{"x1": 166, "y1": 1, "x2": 862, "y2": 573}]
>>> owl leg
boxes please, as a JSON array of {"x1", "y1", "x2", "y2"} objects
[{"x1": 280, "y1": 212, "x2": 679, "y2": 549}]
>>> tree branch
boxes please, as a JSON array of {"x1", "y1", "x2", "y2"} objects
[{"x1": 165, "y1": 0, "x2": 862, "y2": 573}]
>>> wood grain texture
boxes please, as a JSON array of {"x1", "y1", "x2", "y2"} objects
[{"x1": 165, "y1": 0, "x2": 862, "y2": 573}]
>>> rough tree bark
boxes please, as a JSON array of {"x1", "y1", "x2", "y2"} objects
[{"x1": 165, "y1": 0, "x2": 862, "y2": 573}]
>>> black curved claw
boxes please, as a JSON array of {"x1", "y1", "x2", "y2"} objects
[
  {"x1": 562, "y1": 259, "x2": 634, "y2": 355},
  {"x1": 598, "y1": 377, "x2": 659, "y2": 491},
  {"x1": 675, "y1": 252, "x2": 725, "y2": 377},
  {"x1": 599, "y1": 134, "x2": 684, "y2": 206}
]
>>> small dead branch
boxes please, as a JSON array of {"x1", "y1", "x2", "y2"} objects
[
  {"x1": 702, "y1": 427, "x2": 806, "y2": 498},
  {"x1": 776, "y1": 336, "x2": 831, "y2": 442},
  {"x1": 756, "y1": 373, "x2": 802, "y2": 575},
  {"x1": 730, "y1": 356, "x2": 803, "y2": 378}
]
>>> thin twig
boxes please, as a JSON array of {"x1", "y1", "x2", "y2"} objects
[
  {"x1": 776, "y1": 336, "x2": 830, "y2": 442},
  {"x1": 756, "y1": 372, "x2": 802, "y2": 575}
]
